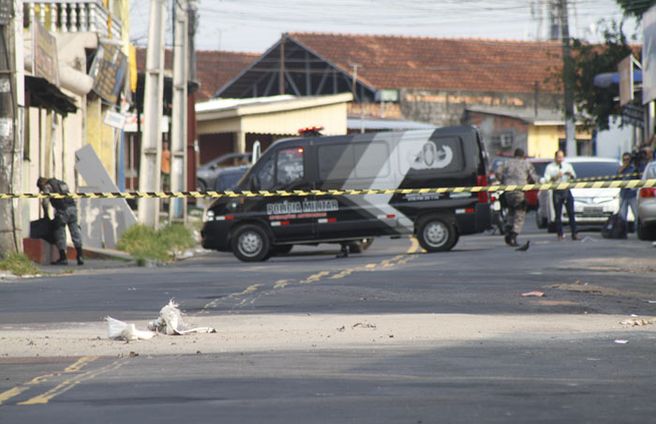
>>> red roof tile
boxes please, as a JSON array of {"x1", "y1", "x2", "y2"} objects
[
  {"x1": 288, "y1": 33, "x2": 563, "y2": 94},
  {"x1": 136, "y1": 49, "x2": 260, "y2": 101}
]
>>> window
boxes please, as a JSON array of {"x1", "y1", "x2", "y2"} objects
[
  {"x1": 318, "y1": 142, "x2": 389, "y2": 181},
  {"x1": 254, "y1": 156, "x2": 274, "y2": 190},
  {"x1": 276, "y1": 147, "x2": 304, "y2": 186}
]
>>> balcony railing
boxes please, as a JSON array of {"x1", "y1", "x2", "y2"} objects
[{"x1": 24, "y1": 1, "x2": 123, "y2": 40}]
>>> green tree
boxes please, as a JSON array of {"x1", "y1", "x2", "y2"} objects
[
  {"x1": 615, "y1": 0, "x2": 656, "y2": 20},
  {"x1": 567, "y1": 21, "x2": 638, "y2": 130}
]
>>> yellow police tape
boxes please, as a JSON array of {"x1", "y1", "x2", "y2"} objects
[
  {"x1": 1, "y1": 179, "x2": 654, "y2": 200},
  {"x1": 573, "y1": 172, "x2": 641, "y2": 182}
]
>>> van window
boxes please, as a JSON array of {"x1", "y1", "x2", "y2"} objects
[
  {"x1": 276, "y1": 147, "x2": 304, "y2": 185},
  {"x1": 318, "y1": 142, "x2": 389, "y2": 181},
  {"x1": 254, "y1": 156, "x2": 274, "y2": 190}
]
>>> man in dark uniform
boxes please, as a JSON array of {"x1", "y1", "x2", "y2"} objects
[{"x1": 36, "y1": 177, "x2": 84, "y2": 265}]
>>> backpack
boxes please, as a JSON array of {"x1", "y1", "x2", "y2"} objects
[{"x1": 601, "y1": 214, "x2": 627, "y2": 239}]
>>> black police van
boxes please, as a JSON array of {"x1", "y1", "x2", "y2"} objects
[{"x1": 201, "y1": 126, "x2": 491, "y2": 261}]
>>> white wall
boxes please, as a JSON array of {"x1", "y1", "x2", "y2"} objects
[{"x1": 595, "y1": 122, "x2": 634, "y2": 159}]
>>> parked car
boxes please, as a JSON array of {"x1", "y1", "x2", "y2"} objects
[
  {"x1": 202, "y1": 126, "x2": 491, "y2": 261},
  {"x1": 197, "y1": 152, "x2": 252, "y2": 191},
  {"x1": 536, "y1": 157, "x2": 631, "y2": 231},
  {"x1": 213, "y1": 165, "x2": 251, "y2": 192},
  {"x1": 637, "y1": 160, "x2": 656, "y2": 240},
  {"x1": 526, "y1": 158, "x2": 550, "y2": 210}
]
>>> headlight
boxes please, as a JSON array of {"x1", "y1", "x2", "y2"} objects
[{"x1": 204, "y1": 209, "x2": 215, "y2": 222}]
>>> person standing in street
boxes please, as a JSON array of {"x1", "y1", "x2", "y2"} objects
[
  {"x1": 544, "y1": 150, "x2": 578, "y2": 240},
  {"x1": 161, "y1": 141, "x2": 171, "y2": 191},
  {"x1": 36, "y1": 177, "x2": 84, "y2": 265},
  {"x1": 618, "y1": 152, "x2": 637, "y2": 227},
  {"x1": 499, "y1": 148, "x2": 538, "y2": 247}
]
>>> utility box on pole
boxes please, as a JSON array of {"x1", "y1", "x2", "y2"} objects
[
  {"x1": 169, "y1": 0, "x2": 188, "y2": 222},
  {"x1": 138, "y1": 0, "x2": 167, "y2": 227}
]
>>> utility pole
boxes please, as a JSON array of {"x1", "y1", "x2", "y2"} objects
[
  {"x1": 169, "y1": 0, "x2": 188, "y2": 222},
  {"x1": 558, "y1": 0, "x2": 577, "y2": 157},
  {"x1": 138, "y1": 0, "x2": 166, "y2": 227},
  {"x1": 0, "y1": 0, "x2": 24, "y2": 258},
  {"x1": 279, "y1": 34, "x2": 286, "y2": 95},
  {"x1": 187, "y1": 0, "x2": 198, "y2": 193},
  {"x1": 350, "y1": 63, "x2": 364, "y2": 133}
]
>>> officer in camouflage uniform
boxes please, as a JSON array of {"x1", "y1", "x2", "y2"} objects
[
  {"x1": 36, "y1": 177, "x2": 84, "y2": 265},
  {"x1": 498, "y1": 148, "x2": 538, "y2": 247}
]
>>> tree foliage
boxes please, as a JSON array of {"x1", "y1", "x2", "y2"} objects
[
  {"x1": 568, "y1": 21, "x2": 637, "y2": 130},
  {"x1": 615, "y1": 0, "x2": 655, "y2": 20}
]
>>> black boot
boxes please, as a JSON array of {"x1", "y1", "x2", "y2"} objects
[
  {"x1": 504, "y1": 233, "x2": 512, "y2": 246},
  {"x1": 509, "y1": 232, "x2": 519, "y2": 247},
  {"x1": 76, "y1": 247, "x2": 84, "y2": 266},
  {"x1": 52, "y1": 249, "x2": 68, "y2": 265}
]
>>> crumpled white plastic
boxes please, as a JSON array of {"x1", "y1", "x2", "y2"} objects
[
  {"x1": 106, "y1": 316, "x2": 156, "y2": 341},
  {"x1": 147, "y1": 300, "x2": 216, "y2": 335}
]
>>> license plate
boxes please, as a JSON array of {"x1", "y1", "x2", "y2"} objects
[{"x1": 582, "y1": 206, "x2": 603, "y2": 216}]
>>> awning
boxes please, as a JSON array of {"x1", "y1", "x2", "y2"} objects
[
  {"x1": 25, "y1": 75, "x2": 77, "y2": 116},
  {"x1": 593, "y1": 70, "x2": 643, "y2": 88}
]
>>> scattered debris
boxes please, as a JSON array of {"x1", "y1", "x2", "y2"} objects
[
  {"x1": 352, "y1": 322, "x2": 376, "y2": 329},
  {"x1": 336, "y1": 326, "x2": 345, "y2": 332},
  {"x1": 521, "y1": 291, "x2": 545, "y2": 297},
  {"x1": 147, "y1": 300, "x2": 216, "y2": 335},
  {"x1": 107, "y1": 300, "x2": 216, "y2": 341},
  {"x1": 106, "y1": 317, "x2": 156, "y2": 341},
  {"x1": 614, "y1": 339, "x2": 629, "y2": 344},
  {"x1": 620, "y1": 317, "x2": 655, "y2": 327},
  {"x1": 647, "y1": 300, "x2": 656, "y2": 304},
  {"x1": 129, "y1": 351, "x2": 139, "y2": 357}
]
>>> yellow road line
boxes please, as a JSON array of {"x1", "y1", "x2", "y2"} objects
[
  {"x1": 0, "y1": 356, "x2": 99, "y2": 406},
  {"x1": 18, "y1": 359, "x2": 125, "y2": 406}
]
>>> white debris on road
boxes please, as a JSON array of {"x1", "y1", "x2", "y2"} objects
[
  {"x1": 106, "y1": 316, "x2": 156, "y2": 341},
  {"x1": 148, "y1": 300, "x2": 216, "y2": 335},
  {"x1": 106, "y1": 300, "x2": 215, "y2": 342}
]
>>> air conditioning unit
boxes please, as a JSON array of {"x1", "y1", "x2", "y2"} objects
[{"x1": 499, "y1": 133, "x2": 514, "y2": 149}]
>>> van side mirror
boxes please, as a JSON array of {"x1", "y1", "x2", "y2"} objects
[{"x1": 250, "y1": 175, "x2": 260, "y2": 191}]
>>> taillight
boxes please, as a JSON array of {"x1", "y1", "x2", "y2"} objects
[
  {"x1": 639, "y1": 187, "x2": 656, "y2": 198},
  {"x1": 477, "y1": 175, "x2": 489, "y2": 203}
]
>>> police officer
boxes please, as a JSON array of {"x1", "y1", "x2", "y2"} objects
[
  {"x1": 36, "y1": 177, "x2": 84, "y2": 265},
  {"x1": 499, "y1": 148, "x2": 538, "y2": 247}
]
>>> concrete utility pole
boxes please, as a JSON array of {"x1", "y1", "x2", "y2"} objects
[
  {"x1": 169, "y1": 0, "x2": 188, "y2": 222},
  {"x1": 0, "y1": 0, "x2": 24, "y2": 258},
  {"x1": 187, "y1": 0, "x2": 198, "y2": 192},
  {"x1": 558, "y1": 0, "x2": 577, "y2": 157},
  {"x1": 138, "y1": 0, "x2": 167, "y2": 227}
]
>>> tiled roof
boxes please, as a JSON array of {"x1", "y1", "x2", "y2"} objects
[
  {"x1": 288, "y1": 32, "x2": 563, "y2": 94},
  {"x1": 136, "y1": 48, "x2": 260, "y2": 101}
]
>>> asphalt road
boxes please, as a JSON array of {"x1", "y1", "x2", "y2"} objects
[{"x1": 1, "y1": 215, "x2": 655, "y2": 423}]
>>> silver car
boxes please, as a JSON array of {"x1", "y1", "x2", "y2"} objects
[
  {"x1": 536, "y1": 157, "x2": 631, "y2": 231},
  {"x1": 637, "y1": 161, "x2": 656, "y2": 240}
]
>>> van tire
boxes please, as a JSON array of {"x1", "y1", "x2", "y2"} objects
[
  {"x1": 416, "y1": 216, "x2": 457, "y2": 252},
  {"x1": 231, "y1": 224, "x2": 271, "y2": 262}
]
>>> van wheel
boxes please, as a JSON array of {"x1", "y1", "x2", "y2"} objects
[
  {"x1": 417, "y1": 216, "x2": 457, "y2": 252},
  {"x1": 231, "y1": 224, "x2": 271, "y2": 262}
]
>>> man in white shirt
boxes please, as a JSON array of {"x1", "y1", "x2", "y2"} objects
[{"x1": 543, "y1": 150, "x2": 579, "y2": 240}]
